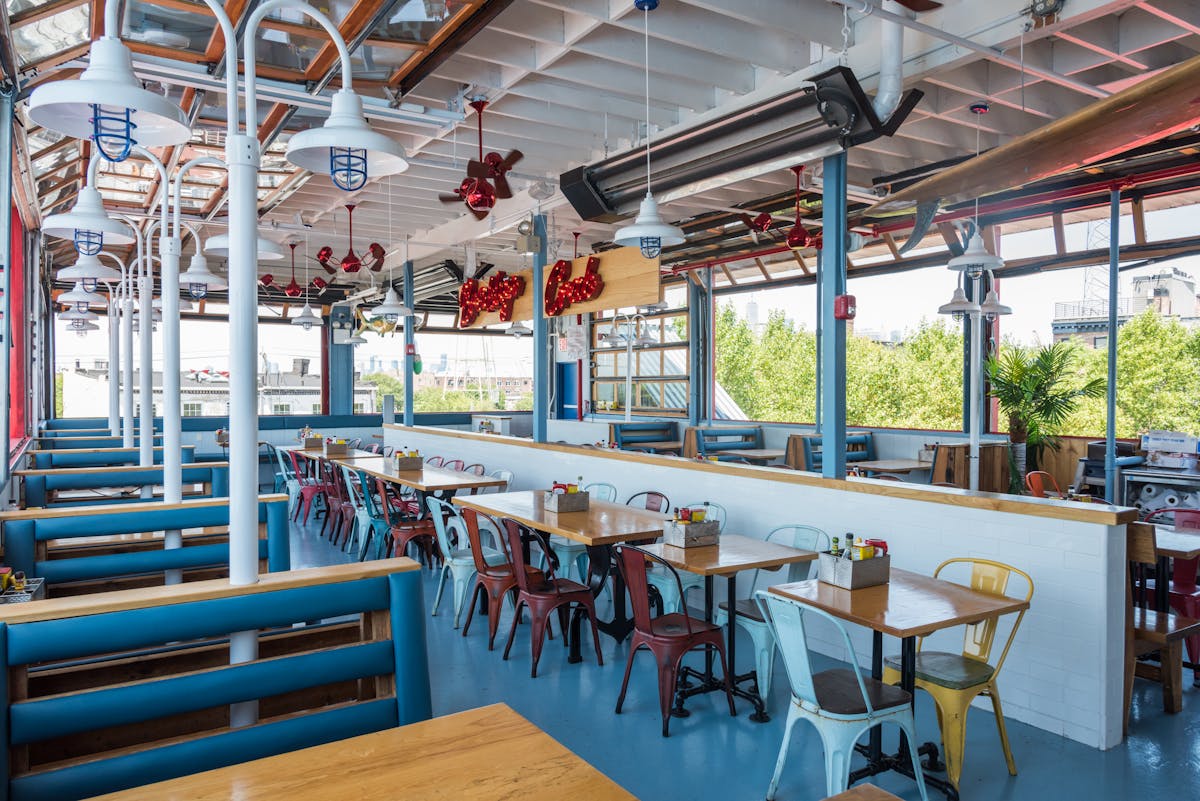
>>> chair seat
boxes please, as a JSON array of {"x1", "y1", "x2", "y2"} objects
[
  {"x1": 813, "y1": 668, "x2": 911, "y2": 715},
  {"x1": 449, "y1": 547, "x2": 507, "y2": 566},
  {"x1": 884, "y1": 651, "x2": 996, "y2": 690},
  {"x1": 718, "y1": 598, "x2": 766, "y2": 623},
  {"x1": 549, "y1": 535, "x2": 586, "y2": 551},
  {"x1": 648, "y1": 612, "x2": 723, "y2": 638}
]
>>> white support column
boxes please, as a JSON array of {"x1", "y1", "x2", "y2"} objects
[
  {"x1": 161, "y1": 233, "x2": 183, "y2": 583},
  {"x1": 968, "y1": 275, "x2": 982, "y2": 492},
  {"x1": 107, "y1": 297, "x2": 120, "y2": 436},
  {"x1": 121, "y1": 291, "x2": 134, "y2": 447},
  {"x1": 138, "y1": 267, "x2": 154, "y2": 481}
]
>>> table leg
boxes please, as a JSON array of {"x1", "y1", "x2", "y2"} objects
[
  {"x1": 569, "y1": 544, "x2": 633, "y2": 665},
  {"x1": 869, "y1": 630, "x2": 883, "y2": 761}
]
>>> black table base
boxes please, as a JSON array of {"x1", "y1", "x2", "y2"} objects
[{"x1": 568, "y1": 543, "x2": 633, "y2": 664}]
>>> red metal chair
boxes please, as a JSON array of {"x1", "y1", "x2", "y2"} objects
[
  {"x1": 460, "y1": 508, "x2": 523, "y2": 650},
  {"x1": 373, "y1": 478, "x2": 439, "y2": 567},
  {"x1": 319, "y1": 458, "x2": 355, "y2": 544},
  {"x1": 627, "y1": 491, "x2": 670, "y2": 513},
  {"x1": 444, "y1": 459, "x2": 466, "y2": 472},
  {"x1": 287, "y1": 450, "x2": 330, "y2": 524},
  {"x1": 1025, "y1": 471, "x2": 1065, "y2": 499},
  {"x1": 614, "y1": 544, "x2": 736, "y2": 736},
  {"x1": 500, "y1": 519, "x2": 603, "y2": 677},
  {"x1": 463, "y1": 463, "x2": 486, "y2": 476},
  {"x1": 425, "y1": 456, "x2": 445, "y2": 467},
  {"x1": 1144, "y1": 508, "x2": 1200, "y2": 686}
]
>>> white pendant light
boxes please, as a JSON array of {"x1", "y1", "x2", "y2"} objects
[
  {"x1": 58, "y1": 254, "x2": 122, "y2": 292},
  {"x1": 27, "y1": 37, "x2": 190, "y2": 161},
  {"x1": 42, "y1": 187, "x2": 134, "y2": 255},
  {"x1": 508, "y1": 320, "x2": 532, "y2": 337},
  {"x1": 346, "y1": 331, "x2": 368, "y2": 345},
  {"x1": 937, "y1": 285, "x2": 981, "y2": 319},
  {"x1": 286, "y1": 89, "x2": 409, "y2": 191},
  {"x1": 371, "y1": 285, "x2": 413, "y2": 323},
  {"x1": 154, "y1": 296, "x2": 194, "y2": 312},
  {"x1": 979, "y1": 283, "x2": 1012, "y2": 319},
  {"x1": 70, "y1": 319, "x2": 100, "y2": 336},
  {"x1": 59, "y1": 281, "x2": 106, "y2": 312},
  {"x1": 947, "y1": 232, "x2": 1004, "y2": 278},
  {"x1": 204, "y1": 233, "x2": 285, "y2": 261},
  {"x1": 179, "y1": 253, "x2": 227, "y2": 299},
  {"x1": 613, "y1": 3, "x2": 685, "y2": 259},
  {"x1": 291, "y1": 302, "x2": 321, "y2": 331},
  {"x1": 60, "y1": 307, "x2": 100, "y2": 322}
]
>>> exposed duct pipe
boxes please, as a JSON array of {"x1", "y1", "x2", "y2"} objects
[{"x1": 872, "y1": 1, "x2": 905, "y2": 123}]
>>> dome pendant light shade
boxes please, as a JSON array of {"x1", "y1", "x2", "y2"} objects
[
  {"x1": 937, "y1": 286, "x2": 981, "y2": 319},
  {"x1": 59, "y1": 281, "x2": 106, "y2": 310},
  {"x1": 372, "y1": 285, "x2": 413, "y2": 323},
  {"x1": 291, "y1": 302, "x2": 321, "y2": 331},
  {"x1": 42, "y1": 187, "x2": 135, "y2": 254},
  {"x1": 28, "y1": 37, "x2": 190, "y2": 161},
  {"x1": 58, "y1": 254, "x2": 123, "y2": 292},
  {"x1": 614, "y1": 193, "x2": 685, "y2": 259},
  {"x1": 179, "y1": 253, "x2": 227, "y2": 299},
  {"x1": 947, "y1": 233, "x2": 1004, "y2": 278},
  {"x1": 59, "y1": 308, "x2": 100, "y2": 322},
  {"x1": 980, "y1": 288, "x2": 1012, "y2": 318},
  {"x1": 508, "y1": 321, "x2": 532, "y2": 337},
  {"x1": 204, "y1": 233, "x2": 285, "y2": 261},
  {"x1": 286, "y1": 90, "x2": 409, "y2": 190},
  {"x1": 346, "y1": 332, "x2": 367, "y2": 345}
]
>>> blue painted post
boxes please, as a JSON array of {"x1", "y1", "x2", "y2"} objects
[
  {"x1": 328, "y1": 324, "x2": 353, "y2": 415},
  {"x1": 687, "y1": 276, "x2": 703, "y2": 427},
  {"x1": 1105, "y1": 188, "x2": 1120, "y2": 503},
  {"x1": 403, "y1": 260, "x2": 415, "y2": 427},
  {"x1": 532, "y1": 215, "x2": 549, "y2": 442},
  {"x1": 814, "y1": 249, "x2": 822, "y2": 435},
  {"x1": 820, "y1": 152, "x2": 848, "y2": 479}
]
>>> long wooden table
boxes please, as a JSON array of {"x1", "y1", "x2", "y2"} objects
[
  {"x1": 713, "y1": 447, "x2": 786, "y2": 464},
  {"x1": 339, "y1": 458, "x2": 507, "y2": 494},
  {"x1": 454, "y1": 490, "x2": 669, "y2": 660},
  {"x1": 769, "y1": 569, "x2": 1029, "y2": 799},
  {"x1": 92, "y1": 703, "x2": 636, "y2": 800},
  {"x1": 284, "y1": 446, "x2": 383, "y2": 461},
  {"x1": 642, "y1": 535, "x2": 817, "y2": 721}
]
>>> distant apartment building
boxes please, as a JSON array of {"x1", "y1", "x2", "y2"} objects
[{"x1": 1052, "y1": 268, "x2": 1200, "y2": 347}]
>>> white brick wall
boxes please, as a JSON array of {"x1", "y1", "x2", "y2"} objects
[{"x1": 387, "y1": 426, "x2": 1128, "y2": 750}]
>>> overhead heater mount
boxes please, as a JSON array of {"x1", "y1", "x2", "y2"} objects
[{"x1": 559, "y1": 66, "x2": 922, "y2": 223}]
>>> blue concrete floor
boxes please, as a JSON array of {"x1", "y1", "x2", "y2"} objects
[{"x1": 292, "y1": 515, "x2": 1200, "y2": 801}]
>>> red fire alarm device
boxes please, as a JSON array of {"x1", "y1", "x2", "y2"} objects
[
  {"x1": 405, "y1": 343, "x2": 416, "y2": 356},
  {"x1": 834, "y1": 294, "x2": 857, "y2": 320}
]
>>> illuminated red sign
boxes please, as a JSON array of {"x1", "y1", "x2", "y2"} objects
[
  {"x1": 545, "y1": 256, "x2": 603, "y2": 316},
  {"x1": 458, "y1": 271, "x2": 526, "y2": 327}
]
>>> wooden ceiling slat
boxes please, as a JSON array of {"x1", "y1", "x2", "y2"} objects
[{"x1": 10, "y1": 0, "x2": 88, "y2": 29}]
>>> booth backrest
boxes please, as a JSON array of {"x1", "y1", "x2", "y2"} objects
[
  {"x1": 0, "y1": 560, "x2": 431, "y2": 801},
  {"x1": 930, "y1": 442, "x2": 1012, "y2": 493},
  {"x1": 1, "y1": 496, "x2": 289, "y2": 593},
  {"x1": 20, "y1": 463, "x2": 229, "y2": 508},
  {"x1": 37, "y1": 429, "x2": 122, "y2": 439},
  {"x1": 29, "y1": 447, "x2": 196, "y2": 469},
  {"x1": 612, "y1": 421, "x2": 679, "y2": 450},
  {"x1": 36, "y1": 436, "x2": 164, "y2": 450},
  {"x1": 693, "y1": 426, "x2": 764, "y2": 460},
  {"x1": 794, "y1": 433, "x2": 876, "y2": 471}
]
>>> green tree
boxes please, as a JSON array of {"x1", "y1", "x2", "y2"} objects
[
  {"x1": 54, "y1": 373, "x2": 64, "y2": 417},
  {"x1": 361, "y1": 372, "x2": 404, "y2": 410}
]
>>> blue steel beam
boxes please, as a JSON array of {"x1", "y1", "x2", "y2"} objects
[
  {"x1": 403, "y1": 260, "x2": 415, "y2": 427},
  {"x1": 819, "y1": 152, "x2": 848, "y2": 479}
]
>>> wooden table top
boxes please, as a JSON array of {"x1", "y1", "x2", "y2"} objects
[
  {"x1": 92, "y1": 704, "x2": 635, "y2": 801},
  {"x1": 855, "y1": 459, "x2": 929, "y2": 473},
  {"x1": 339, "y1": 458, "x2": 506, "y2": 493},
  {"x1": 641, "y1": 534, "x2": 818, "y2": 576},
  {"x1": 454, "y1": 490, "x2": 669, "y2": 546},
  {"x1": 769, "y1": 568, "x2": 1030, "y2": 639},
  {"x1": 714, "y1": 448, "x2": 786, "y2": 461},
  {"x1": 637, "y1": 440, "x2": 682, "y2": 451},
  {"x1": 1155, "y1": 526, "x2": 1200, "y2": 560},
  {"x1": 826, "y1": 786, "x2": 904, "y2": 800},
  {"x1": 287, "y1": 446, "x2": 383, "y2": 461}
]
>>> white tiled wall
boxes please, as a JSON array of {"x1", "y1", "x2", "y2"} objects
[{"x1": 387, "y1": 425, "x2": 1127, "y2": 750}]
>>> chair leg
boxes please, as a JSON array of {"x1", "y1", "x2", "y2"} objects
[
  {"x1": 615, "y1": 643, "x2": 640, "y2": 714},
  {"x1": 765, "y1": 703, "x2": 802, "y2": 801},
  {"x1": 1162, "y1": 640, "x2": 1184, "y2": 714},
  {"x1": 462, "y1": 582, "x2": 482, "y2": 637},
  {"x1": 712, "y1": 641, "x2": 737, "y2": 717},
  {"x1": 451, "y1": 571, "x2": 472, "y2": 629},
  {"x1": 432, "y1": 565, "x2": 449, "y2": 617},
  {"x1": 502, "y1": 599, "x2": 525, "y2": 661},
  {"x1": 528, "y1": 607, "x2": 553, "y2": 678},
  {"x1": 586, "y1": 606, "x2": 604, "y2": 667},
  {"x1": 658, "y1": 653, "x2": 682, "y2": 736},
  {"x1": 985, "y1": 683, "x2": 1018, "y2": 776},
  {"x1": 924, "y1": 684, "x2": 977, "y2": 790},
  {"x1": 747, "y1": 624, "x2": 776, "y2": 701},
  {"x1": 817, "y1": 720, "x2": 866, "y2": 798}
]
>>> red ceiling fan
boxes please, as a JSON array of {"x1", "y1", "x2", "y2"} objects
[
  {"x1": 438, "y1": 99, "x2": 523, "y2": 220},
  {"x1": 312, "y1": 204, "x2": 385, "y2": 274}
]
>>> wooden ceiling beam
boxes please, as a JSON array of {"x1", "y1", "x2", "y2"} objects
[
  {"x1": 9, "y1": 0, "x2": 88, "y2": 29},
  {"x1": 303, "y1": 0, "x2": 384, "y2": 82}
]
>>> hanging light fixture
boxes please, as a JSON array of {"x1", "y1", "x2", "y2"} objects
[
  {"x1": 285, "y1": 89, "x2": 409, "y2": 191},
  {"x1": 27, "y1": 34, "x2": 190, "y2": 162},
  {"x1": 178, "y1": 252, "x2": 227, "y2": 300},
  {"x1": 346, "y1": 331, "x2": 368, "y2": 345},
  {"x1": 284, "y1": 243, "x2": 303, "y2": 298},
  {"x1": 372, "y1": 284, "x2": 413, "y2": 323},
  {"x1": 204, "y1": 233, "x2": 285, "y2": 261},
  {"x1": 58, "y1": 253, "x2": 122, "y2": 292},
  {"x1": 613, "y1": 1, "x2": 685, "y2": 259},
  {"x1": 70, "y1": 319, "x2": 100, "y2": 336},
  {"x1": 508, "y1": 320, "x2": 532, "y2": 337},
  {"x1": 938, "y1": 274, "x2": 981, "y2": 321},
  {"x1": 947, "y1": 232, "x2": 1004, "y2": 279},
  {"x1": 291, "y1": 303, "x2": 320, "y2": 330},
  {"x1": 291, "y1": 230, "x2": 322, "y2": 331},
  {"x1": 979, "y1": 271, "x2": 1013, "y2": 320},
  {"x1": 42, "y1": 187, "x2": 135, "y2": 255},
  {"x1": 60, "y1": 308, "x2": 100, "y2": 323},
  {"x1": 59, "y1": 281, "x2": 106, "y2": 313}
]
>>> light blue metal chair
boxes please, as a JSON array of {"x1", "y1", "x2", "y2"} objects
[
  {"x1": 583, "y1": 482, "x2": 617, "y2": 501},
  {"x1": 270, "y1": 444, "x2": 300, "y2": 514},
  {"x1": 539, "y1": 480, "x2": 613, "y2": 582},
  {"x1": 647, "y1": 501, "x2": 727, "y2": 614},
  {"x1": 756, "y1": 590, "x2": 928, "y2": 801},
  {"x1": 715, "y1": 525, "x2": 829, "y2": 702},
  {"x1": 339, "y1": 464, "x2": 371, "y2": 556},
  {"x1": 355, "y1": 469, "x2": 391, "y2": 561},
  {"x1": 427, "y1": 497, "x2": 507, "y2": 628}
]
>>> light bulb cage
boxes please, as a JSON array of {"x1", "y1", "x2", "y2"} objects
[
  {"x1": 330, "y1": 147, "x2": 368, "y2": 192},
  {"x1": 74, "y1": 228, "x2": 103, "y2": 256},
  {"x1": 90, "y1": 104, "x2": 137, "y2": 162}
]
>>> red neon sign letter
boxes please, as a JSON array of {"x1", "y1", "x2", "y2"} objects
[
  {"x1": 544, "y1": 255, "x2": 603, "y2": 316},
  {"x1": 458, "y1": 271, "x2": 526, "y2": 327}
]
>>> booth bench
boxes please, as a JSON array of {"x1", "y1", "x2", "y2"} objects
[
  {"x1": 18, "y1": 463, "x2": 229, "y2": 509},
  {"x1": 0, "y1": 559, "x2": 431, "y2": 801},
  {"x1": 32, "y1": 436, "x2": 164, "y2": 450},
  {"x1": 610, "y1": 421, "x2": 681, "y2": 453},
  {"x1": 690, "y1": 425, "x2": 768, "y2": 461},
  {"x1": 28, "y1": 447, "x2": 196, "y2": 470}
]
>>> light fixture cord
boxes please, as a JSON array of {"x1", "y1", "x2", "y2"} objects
[
  {"x1": 643, "y1": 7, "x2": 652, "y2": 194},
  {"x1": 973, "y1": 107, "x2": 981, "y2": 235}
]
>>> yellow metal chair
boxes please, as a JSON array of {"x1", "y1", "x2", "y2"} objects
[{"x1": 881, "y1": 558, "x2": 1033, "y2": 790}]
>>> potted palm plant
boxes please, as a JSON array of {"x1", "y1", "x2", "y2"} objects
[{"x1": 986, "y1": 342, "x2": 1105, "y2": 488}]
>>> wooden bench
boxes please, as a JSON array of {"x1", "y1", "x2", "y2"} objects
[
  {"x1": 17, "y1": 463, "x2": 229, "y2": 508},
  {"x1": 0, "y1": 560, "x2": 431, "y2": 800},
  {"x1": 610, "y1": 421, "x2": 681, "y2": 454},
  {"x1": 689, "y1": 425, "x2": 766, "y2": 461},
  {"x1": 1126, "y1": 521, "x2": 1200, "y2": 730},
  {"x1": 786, "y1": 432, "x2": 875, "y2": 471},
  {"x1": 0, "y1": 496, "x2": 290, "y2": 597},
  {"x1": 28, "y1": 447, "x2": 197, "y2": 470}
]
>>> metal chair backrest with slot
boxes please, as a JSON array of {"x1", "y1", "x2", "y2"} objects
[
  {"x1": 928, "y1": 558, "x2": 1033, "y2": 674},
  {"x1": 680, "y1": 501, "x2": 727, "y2": 532},
  {"x1": 444, "y1": 459, "x2": 466, "y2": 472},
  {"x1": 584, "y1": 482, "x2": 617, "y2": 502},
  {"x1": 487, "y1": 468, "x2": 514, "y2": 492},
  {"x1": 382, "y1": 445, "x2": 395, "y2": 458},
  {"x1": 463, "y1": 463, "x2": 486, "y2": 476},
  {"x1": 1024, "y1": 470, "x2": 1064, "y2": 499},
  {"x1": 425, "y1": 455, "x2": 444, "y2": 468},
  {"x1": 627, "y1": 491, "x2": 670, "y2": 513}
]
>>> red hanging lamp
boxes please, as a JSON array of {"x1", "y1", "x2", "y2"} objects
[{"x1": 284, "y1": 242, "x2": 303, "y2": 297}]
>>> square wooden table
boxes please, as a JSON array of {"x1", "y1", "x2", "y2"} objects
[
  {"x1": 769, "y1": 569, "x2": 1029, "y2": 799},
  {"x1": 854, "y1": 459, "x2": 929, "y2": 475},
  {"x1": 634, "y1": 440, "x2": 683, "y2": 454},
  {"x1": 713, "y1": 448, "x2": 786, "y2": 464},
  {"x1": 454, "y1": 490, "x2": 670, "y2": 659},
  {"x1": 642, "y1": 535, "x2": 817, "y2": 722},
  {"x1": 342, "y1": 459, "x2": 507, "y2": 495},
  {"x1": 91, "y1": 704, "x2": 636, "y2": 800},
  {"x1": 1152, "y1": 525, "x2": 1200, "y2": 611},
  {"x1": 285, "y1": 446, "x2": 383, "y2": 461}
]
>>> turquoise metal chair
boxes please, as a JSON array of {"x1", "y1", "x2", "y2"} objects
[
  {"x1": 539, "y1": 480, "x2": 614, "y2": 582},
  {"x1": 271, "y1": 444, "x2": 300, "y2": 513},
  {"x1": 583, "y1": 482, "x2": 616, "y2": 501},
  {"x1": 756, "y1": 590, "x2": 928, "y2": 801},
  {"x1": 339, "y1": 464, "x2": 371, "y2": 556},
  {"x1": 355, "y1": 469, "x2": 392, "y2": 561},
  {"x1": 715, "y1": 525, "x2": 829, "y2": 702},
  {"x1": 427, "y1": 497, "x2": 507, "y2": 628},
  {"x1": 647, "y1": 501, "x2": 727, "y2": 614}
]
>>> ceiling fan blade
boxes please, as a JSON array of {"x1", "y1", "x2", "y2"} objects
[
  {"x1": 467, "y1": 160, "x2": 488, "y2": 179},
  {"x1": 493, "y1": 172, "x2": 513, "y2": 199},
  {"x1": 470, "y1": 207, "x2": 490, "y2": 222},
  {"x1": 892, "y1": 0, "x2": 942, "y2": 10},
  {"x1": 502, "y1": 149, "x2": 524, "y2": 169},
  {"x1": 738, "y1": 213, "x2": 756, "y2": 230},
  {"x1": 439, "y1": 193, "x2": 464, "y2": 204},
  {"x1": 308, "y1": 256, "x2": 337, "y2": 275}
]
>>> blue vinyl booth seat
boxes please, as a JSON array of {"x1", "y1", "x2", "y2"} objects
[
  {"x1": 20, "y1": 464, "x2": 229, "y2": 509},
  {"x1": 612, "y1": 421, "x2": 680, "y2": 452},
  {"x1": 3, "y1": 495, "x2": 290, "y2": 590},
  {"x1": 0, "y1": 560, "x2": 432, "y2": 801},
  {"x1": 694, "y1": 426, "x2": 764, "y2": 461},
  {"x1": 800, "y1": 433, "x2": 875, "y2": 471},
  {"x1": 35, "y1": 436, "x2": 165, "y2": 450},
  {"x1": 29, "y1": 446, "x2": 196, "y2": 470}
]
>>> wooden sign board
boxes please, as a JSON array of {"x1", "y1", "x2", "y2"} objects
[{"x1": 456, "y1": 246, "x2": 662, "y2": 329}]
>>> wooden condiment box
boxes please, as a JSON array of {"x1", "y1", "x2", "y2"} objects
[
  {"x1": 544, "y1": 491, "x2": 590, "y2": 513},
  {"x1": 662, "y1": 519, "x2": 720, "y2": 548}
]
